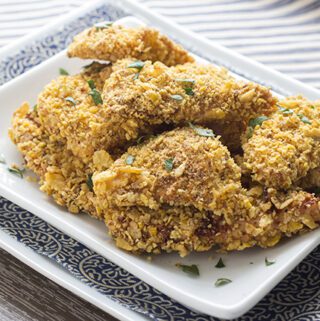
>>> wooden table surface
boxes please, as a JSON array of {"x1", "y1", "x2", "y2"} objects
[{"x1": 0, "y1": 248, "x2": 117, "y2": 321}]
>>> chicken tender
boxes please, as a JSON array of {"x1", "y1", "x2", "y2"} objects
[
  {"x1": 242, "y1": 96, "x2": 320, "y2": 189},
  {"x1": 9, "y1": 103, "x2": 112, "y2": 218},
  {"x1": 93, "y1": 127, "x2": 251, "y2": 255},
  {"x1": 215, "y1": 186, "x2": 320, "y2": 251},
  {"x1": 93, "y1": 127, "x2": 243, "y2": 214},
  {"x1": 67, "y1": 25, "x2": 194, "y2": 66}
]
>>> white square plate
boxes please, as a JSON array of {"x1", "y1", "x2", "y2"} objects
[{"x1": 0, "y1": 11, "x2": 319, "y2": 320}]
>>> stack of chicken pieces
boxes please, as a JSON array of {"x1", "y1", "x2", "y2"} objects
[{"x1": 10, "y1": 24, "x2": 320, "y2": 257}]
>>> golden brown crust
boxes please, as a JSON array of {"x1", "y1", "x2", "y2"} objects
[
  {"x1": 93, "y1": 127, "x2": 243, "y2": 213},
  {"x1": 243, "y1": 96, "x2": 320, "y2": 189},
  {"x1": 67, "y1": 25, "x2": 194, "y2": 66}
]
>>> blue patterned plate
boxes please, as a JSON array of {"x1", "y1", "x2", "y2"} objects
[{"x1": 0, "y1": 1, "x2": 319, "y2": 320}]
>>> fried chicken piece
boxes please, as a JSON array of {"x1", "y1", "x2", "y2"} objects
[
  {"x1": 94, "y1": 127, "x2": 243, "y2": 213},
  {"x1": 242, "y1": 96, "x2": 320, "y2": 189},
  {"x1": 93, "y1": 127, "x2": 250, "y2": 255},
  {"x1": 67, "y1": 25, "x2": 194, "y2": 66},
  {"x1": 215, "y1": 186, "x2": 320, "y2": 251},
  {"x1": 9, "y1": 103, "x2": 112, "y2": 218}
]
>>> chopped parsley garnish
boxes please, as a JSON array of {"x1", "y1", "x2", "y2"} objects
[
  {"x1": 33, "y1": 104, "x2": 38, "y2": 112},
  {"x1": 278, "y1": 106, "x2": 293, "y2": 115},
  {"x1": 176, "y1": 78, "x2": 195, "y2": 85},
  {"x1": 89, "y1": 89, "x2": 103, "y2": 105},
  {"x1": 59, "y1": 68, "x2": 69, "y2": 76},
  {"x1": 87, "y1": 79, "x2": 96, "y2": 90},
  {"x1": 95, "y1": 21, "x2": 113, "y2": 30},
  {"x1": 189, "y1": 123, "x2": 215, "y2": 137},
  {"x1": 133, "y1": 72, "x2": 140, "y2": 80},
  {"x1": 128, "y1": 61, "x2": 145, "y2": 80},
  {"x1": 164, "y1": 158, "x2": 174, "y2": 172},
  {"x1": 86, "y1": 174, "x2": 93, "y2": 192},
  {"x1": 65, "y1": 97, "x2": 76, "y2": 106},
  {"x1": 127, "y1": 61, "x2": 145, "y2": 71},
  {"x1": 126, "y1": 155, "x2": 135, "y2": 165},
  {"x1": 8, "y1": 167, "x2": 25, "y2": 178},
  {"x1": 214, "y1": 278, "x2": 232, "y2": 287},
  {"x1": 297, "y1": 114, "x2": 312, "y2": 124},
  {"x1": 0, "y1": 154, "x2": 6, "y2": 164},
  {"x1": 265, "y1": 257, "x2": 275, "y2": 266},
  {"x1": 247, "y1": 116, "x2": 269, "y2": 138},
  {"x1": 184, "y1": 87, "x2": 194, "y2": 96},
  {"x1": 176, "y1": 263, "x2": 199, "y2": 277},
  {"x1": 215, "y1": 258, "x2": 226, "y2": 268},
  {"x1": 248, "y1": 116, "x2": 269, "y2": 129},
  {"x1": 247, "y1": 126, "x2": 254, "y2": 139},
  {"x1": 87, "y1": 80, "x2": 103, "y2": 105},
  {"x1": 311, "y1": 105, "x2": 315, "y2": 109},
  {"x1": 170, "y1": 94, "x2": 183, "y2": 101}
]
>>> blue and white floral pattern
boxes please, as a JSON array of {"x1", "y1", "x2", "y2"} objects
[{"x1": 0, "y1": 3, "x2": 319, "y2": 321}]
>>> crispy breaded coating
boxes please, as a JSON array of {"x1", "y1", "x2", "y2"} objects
[
  {"x1": 93, "y1": 128, "x2": 319, "y2": 255},
  {"x1": 93, "y1": 127, "x2": 243, "y2": 213},
  {"x1": 243, "y1": 96, "x2": 320, "y2": 189},
  {"x1": 9, "y1": 102, "x2": 113, "y2": 218},
  {"x1": 91, "y1": 60, "x2": 275, "y2": 160},
  {"x1": 215, "y1": 186, "x2": 320, "y2": 251},
  {"x1": 67, "y1": 25, "x2": 194, "y2": 66},
  {"x1": 36, "y1": 60, "x2": 275, "y2": 163},
  {"x1": 93, "y1": 127, "x2": 251, "y2": 255}
]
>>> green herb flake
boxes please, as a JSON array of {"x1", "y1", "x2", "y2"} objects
[
  {"x1": 215, "y1": 278, "x2": 232, "y2": 287},
  {"x1": 278, "y1": 106, "x2": 293, "y2": 115},
  {"x1": 248, "y1": 116, "x2": 269, "y2": 129},
  {"x1": 59, "y1": 68, "x2": 69, "y2": 76},
  {"x1": 65, "y1": 97, "x2": 76, "y2": 106},
  {"x1": 311, "y1": 105, "x2": 315, "y2": 109},
  {"x1": 297, "y1": 114, "x2": 312, "y2": 125},
  {"x1": 33, "y1": 104, "x2": 38, "y2": 112},
  {"x1": 89, "y1": 89, "x2": 103, "y2": 105},
  {"x1": 184, "y1": 87, "x2": 194, "y2": 96},
  {"x1": 8, "y1": 167, "x2": 25, "y2": 178},
  {"x1": 0, "y1": 154, "x2": 6, "y2": 164},
  {"x1": 176, "y1": 263, "x2": 199, "y2": 277},
  {"x1": 126, "y1": 155, "x2": 135, "y2": 165},
  {"x1": 247, "y1": 126, "x2": 254, "y2": 139},
  {"x1": 127, "y1": 61, "x2": 145, "y2": 71},
  {"x1": 87, "y1": 79, "x2": 96, "y2": 90},
  {"x1": 86, "y1": 174, "x2": 93, "y2": 192},
  {"x1": 170, "y1": 94, "x2": 183, "y2": 101},
  {"x1": 215, "y1": 258, "x2": 226, "y2": 268},
  {"x1": 176, "y1": 78, "x2": 195, "y2": 85},
  {"x1": 164, "y1": 158, "x2": 174, "y2": 172},
  {"x1": 265, "y1": 257, "x2": 275, "y2": 266},
  {"x1": 133, "y1": 72, "x2": 140, "y2": 80},
  {"x1": 189, "y1": 123, "x2": 215, "y2": 137},
  {"x1": 95, "y1": 21, "x2": 113, "y2": 30}
]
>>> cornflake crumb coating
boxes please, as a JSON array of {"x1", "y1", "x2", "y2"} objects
[
  {"x1": 67, "y1": 25, "x2": 194, "y2": 66},
  {"x1": 243, "y1": 96, "x2": 320, "y2": 189},
  {"x1": 93, "y1": 127, "x2": 320, "y2": 256}
]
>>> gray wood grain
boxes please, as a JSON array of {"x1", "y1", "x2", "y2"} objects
[{"x1": 0, "y1": 248, "x2": 118, "y2": 321}]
